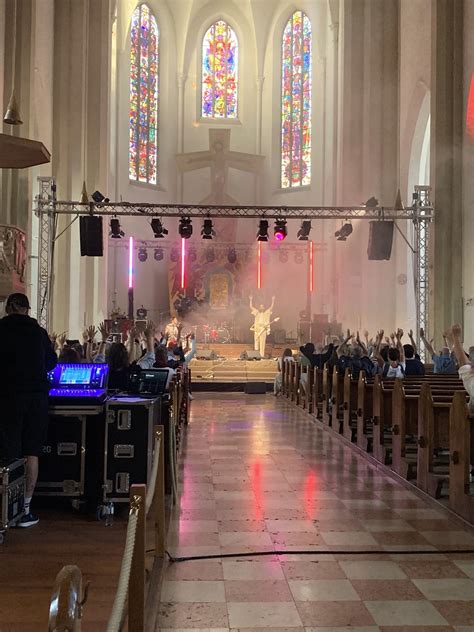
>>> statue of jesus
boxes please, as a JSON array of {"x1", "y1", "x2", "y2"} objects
[{"x1": 249, "y1": 296, "x2": 276, "y2": 358}]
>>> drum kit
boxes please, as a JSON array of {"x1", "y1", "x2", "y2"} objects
[{"x1": 201, "y1": 323, "x2": 232, "y2": 344}]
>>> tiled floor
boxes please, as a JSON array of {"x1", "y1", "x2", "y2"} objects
[{"x1": 157, "y1": 393, "x2": 474, "y2": 631}]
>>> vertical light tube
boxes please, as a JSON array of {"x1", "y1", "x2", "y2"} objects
[
  {"x1": 128, "y1": 236, "x2": 134, "y2": 319},
  {"x1": 309, "y1": 239, "x2": 314, "y2": 292},
  {"x1": 257, "y1": 241, "x2": 262, "y2": 289},
  {"x1": 128, "y1": 236, "x2": 134, "y2": 288},
  {"x1": 181, "y1": 238, "x2": 186, "y2": 290}
]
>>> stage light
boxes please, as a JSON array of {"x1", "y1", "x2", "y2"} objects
[
  {"x1": 179, "y1": 216, "x2": 193, "y2": 239},
  {"x1": 170, "y1": 248, "x2": 179, "y2": 262},
  {"x1": 154, "y1": 247, "x2": 164, "y2": 261},
  {"x1": 151, "y1": 217, "x2": 168, "y2": 238},
  {"x1": 110, "y1": 218, "x2": 124, "y2": 238},
  {"x1": 201, "y1": 218, "x2": 216, "y2": 240},
  {"x1": 206, "y1": 246, "x2": 215, "y2": 262},
  {"x1": 274, "y1": 219, "x2": 287, "y2": 241},
  {"x1": 335, "y1": 223, "x2": 353, "y2": 241},
  {"x1": 364, "y1": 196, "x2": 379, "y2": 208},
  {"x1": 297, "y1": 220, "x2": 312, "y2": 240},
  {"x1": 257, "y1": 219, "x2": 269, "y2": 242},
  {"x1": 188, "y1": 247, "x2": 197, "y2": 263},
  {"x1": 279, "y1": 251, "x2": 288, "y2": 263},
  {"x1": 92, "y1": 190, "x2": 110, "y2": 204},
  {"x1": 228, "y1": 248, "x2": 237, "y2": 264},
  {"x1": 138, "y1": 247, "x2": 148, "y2": 262}
]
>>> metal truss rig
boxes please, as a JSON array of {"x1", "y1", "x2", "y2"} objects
[
  {"x1": 35, "y1": 185, "x2": 433, "y2": 337},
  {"x1": 38, "y1": 200, "x2": 430, "y2": 221}
]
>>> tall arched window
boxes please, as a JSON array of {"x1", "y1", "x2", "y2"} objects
[
  {"x1": 129, "y1": 4, "x2": 159, "y2": 184},
  {"x1": 201, "y1": 20, "x2": 238, "y2": 119},
  {"x1": 281, "y1": 11, "x2": 312, "y2": 189}
]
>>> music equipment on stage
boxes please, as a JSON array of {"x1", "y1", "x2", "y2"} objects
[
  {"x1": 48, "y1": 364, "x2": 109, "y2": 404},
  {"x1": 244, "y1": 382, "x2": 267, "y2": 394},
  {"x1": 103, "y1": 397, "x2": 160, "y2": 503},
  {"x1": 250, "y1": 317, "x2": 280, "y2": 338},
  {"x1": 129, "y1": 368, "x2": 169, "y2": 397},
  {"x1": 196, "y1": 349, "x2": 217, "y2": 360},
  {"x1": 80, "y1": 215, "x2": 103, "y2": 257},
  {"x1": 272, "y1": 328, "x2": 287, "y2": 344},
  {"x1": 367, "y1": 220, "x2": 394, "y2": 260},
  {"x1": 0, "y1": 459, "x2": 25, "y2": 538},
  {"x1": 241, "y1": 350, "x2": 262, "y2": 361}
]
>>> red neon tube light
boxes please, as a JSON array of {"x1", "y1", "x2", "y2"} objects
[
  {"x1": 257, "y1": 241, "x2": 262, "y2": 289},
  {"x1": 181, "y1": 238, "x2": 186, "y2": 289}
]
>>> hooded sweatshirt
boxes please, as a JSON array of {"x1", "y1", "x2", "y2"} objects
[{"x1": 0, "y1": 313, "x2": 57, "y2": 395}]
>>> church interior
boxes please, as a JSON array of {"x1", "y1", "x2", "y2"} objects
[{"x1": 1, "y1": 0, "x2": 474, "y2": 629}]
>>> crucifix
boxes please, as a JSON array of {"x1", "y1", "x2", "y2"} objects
[{"x1": 176, "y1": 128, "x2": 265, "y2": 206}]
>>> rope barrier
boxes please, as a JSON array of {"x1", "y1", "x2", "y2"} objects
[
  {"x1": 146, "y1": 432, "x2": 161, "y2": 514},
  {"x1": 105, "y1": 495, "x2": 141, "y2": 632}
]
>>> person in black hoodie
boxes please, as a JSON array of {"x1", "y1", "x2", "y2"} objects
[{"x1": 0, "y1": 293, "x2": 57, "y2": 527}]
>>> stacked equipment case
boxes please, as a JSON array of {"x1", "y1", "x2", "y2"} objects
[{"x1": 0, "y1": 459, "x2": 25, "y2": 543}]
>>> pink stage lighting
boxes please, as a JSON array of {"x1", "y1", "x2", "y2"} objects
[
  {"x1": 181, "y1": 238, "x2": 186, "y2": 289},
  {"x1": 309, "y1": 240, "x2": 314, "y2": 292},
  {"x1": 257, "y1": 241, "x2": 262, "y2": 289},
  {"x1": 128, "y1": 236, "x2": 134, "y2": 289}
]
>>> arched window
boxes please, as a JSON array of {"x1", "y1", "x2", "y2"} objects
[
  {"x1": 281, "y1": 11, "x2": 312, "y2": 188},
  {"x1": 201, "y1": 20, "x2": 238, "y2": 119},
  {"x1": 129, "y1": 4, "x2": 159, "y2": 184}
]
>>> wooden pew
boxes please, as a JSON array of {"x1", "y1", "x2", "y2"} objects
[
  {"x1": 417, "y1": 383, "x2": 461, "y2": 498},
  {"x1": 313, "y1": 368, "x2": 324, "y2": 419},
  {"x1": 449, "y1": 391, "x2": 474, "y2": 523},
  {"x1": 322, "y1": 365, "x2": 332, "y2": 426},
  {"x1": 343, "y1": 369, "x2": 359, "y2": 442},
  {"x1": 371, "y1": 375, "x2": 395, "y2": 463},
  {"x1": 330, "y1": 367, "x2": 345, "y2": 433},
  {"x1": 357, "y1": 371, "x2": 374, "y2": 452}
]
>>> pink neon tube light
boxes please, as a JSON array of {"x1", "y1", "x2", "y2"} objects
[
  {"x1": 181, "y1": 238, "x2": 186, "y2": 289},
  {"x1": 309, "y1": 240, "x2": 314, "y2": 292},
  {"x1": 257, "y1": 241, "x2": 262, "y2": 289},
  {"x1": 128, "y1": 236, "x2": 134, "y2": 289}
]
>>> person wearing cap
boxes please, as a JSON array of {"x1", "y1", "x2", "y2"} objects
[{"x1": 0, "y1": 293, "x2": 57, "y2": 527}]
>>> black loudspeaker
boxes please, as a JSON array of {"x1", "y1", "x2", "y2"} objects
[
  {"x1": 196, "y1": 350, "x2": 217, "y2": 360},
  {"x1": 244, "y1": 382, "x2": 267, "y2": 394},
  {"x1": 80, "y1": 216, "x2": 103, "y2": 256},
  {"x1": 241, "y1": 350, "x2": 261, "y2": 361},
  {"x1": 367, "y1": 221, "x2": 394, "y2": 260}
]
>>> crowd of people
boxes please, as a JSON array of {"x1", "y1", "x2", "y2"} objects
[{"x1": 275, "y1": 325, "x2": 474, "y2": 404}]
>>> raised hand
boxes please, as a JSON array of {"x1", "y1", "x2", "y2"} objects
[
  {"x1": 409, "y1": 329, "x2": 414, "y2": 339},
  {"x1": 86, "y1": 325, "x2": 97, "y2": 341},
  {"x1": 420, "y1": 327, "x2": 425, "y2": 339},
  {"x1": 98, "y1": 321, "x2": 109, "y2": 342},
  {"x1": 451, "y1": 324, "x2": 462, "y2": 338},
  {"x1": 143, "y1": 320, "x2": 155, "y2": 339},
  {"x1": 58, "y1": 332, "x2": 68, "y2": 348},
  {"x1": 396, "y1": 328, "x2": 404, "y2": 339}
]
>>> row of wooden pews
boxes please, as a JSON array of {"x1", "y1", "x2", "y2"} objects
[{"x1": 281, "y1": 359, "x2": 474, "y2": 524}]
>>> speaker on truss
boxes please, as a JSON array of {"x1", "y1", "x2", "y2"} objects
[
  {"x1": 80, "y1": 216, "x2": 103, "y2": 256},
  {"x1": 367, "y1": 221, "x2": 394, "y2": 260}
]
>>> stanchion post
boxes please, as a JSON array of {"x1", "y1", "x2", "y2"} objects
[
  {"x1": 155, "y1": 426, "x2": 165, "y2": 558},
  {"x1": 129, "y1": 484, "x2": 146, "y2": 632}
]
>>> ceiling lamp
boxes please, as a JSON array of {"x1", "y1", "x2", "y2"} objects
[
  {"x1": 151, "y1": 217, "x2": 168, "y2": 238},
  {"x1": 110, "y1": 218, "x2": 124, "y2": 239},
  {"x1": 257, "y1": 219, "x2": 269, "y2": 242},
  {"x1": 274, "y1": 219, "x2": 287, "y2": 241},
  {"x1": 138, "y1": 247, "x2": 148, "y2": 262},
  {"x1": 154, "y1": 248, "x2": 164, "y2": 261},
  {"x1": 297, "y1": 220, "x2": 312, "y2": 240},
  {"x1": 179, "y1": 217, "x2": 193, "y2": 239},
  {"x1": 201, "y1": 218, "x2": 216, "y2": 240}
]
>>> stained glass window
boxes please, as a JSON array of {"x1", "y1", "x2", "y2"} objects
[
  {"x1": 281, "y1": 11, "x2": 312, "y2": 188},
  {"x1": 202, "y1": 20, "x2": 238, "y2": 118},
  {"x1": 129, "y1": 4, "x2": 159, "y2": 184}
]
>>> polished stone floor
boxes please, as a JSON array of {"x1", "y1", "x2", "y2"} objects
[{"x1": 158, "y1": 393, "x2": 474, "y2": 631}]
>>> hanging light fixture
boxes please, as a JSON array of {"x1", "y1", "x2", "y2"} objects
[{"x1": 3, "y1": 0, "x2": 22, "y2": 125}]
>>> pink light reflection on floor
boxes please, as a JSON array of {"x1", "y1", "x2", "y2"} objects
[
  {"x1": 250, "y1": 460, "x2": 264, "y2": 521},
  {"x1": 303, "y1": 470, "x2": 318, "y2": 520}
]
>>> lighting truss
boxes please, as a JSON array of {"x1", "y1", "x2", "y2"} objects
[{"x1": 34, "y1": 184, "x2": 434, "y2": 335}]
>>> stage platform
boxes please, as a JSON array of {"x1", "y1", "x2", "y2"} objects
[
  {"x1": 189, "y1": 357, "x2": 279, "y2": 390},
  {"x1": 194, "y1": 342, "x2": 289, "y2": 359}
]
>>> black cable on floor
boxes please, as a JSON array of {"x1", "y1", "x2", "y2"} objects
[{"x1": 165, "y1": 548, "x2": 474, "y2": 563}]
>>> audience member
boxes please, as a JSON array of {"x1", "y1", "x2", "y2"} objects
[
  {"x1": 0, "y1": 293, "x2": 57, "y2": 528},
  {"x1": 420, "y1": 328, "x2": 457, "y2": 374}
]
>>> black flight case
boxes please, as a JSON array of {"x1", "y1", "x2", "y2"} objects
[{"x1": 0, "y1": 458, "x2": 26, "y2": 543}]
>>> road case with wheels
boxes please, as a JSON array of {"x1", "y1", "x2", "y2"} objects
[{"x1": 0, "y1": 458, "x2": 25, "y2": 541}]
